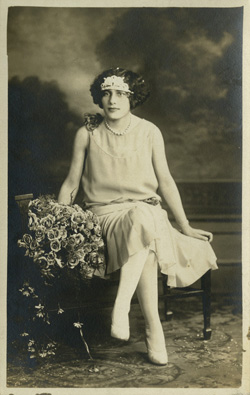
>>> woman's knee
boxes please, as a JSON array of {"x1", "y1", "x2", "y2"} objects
[{"x1": 146, "y1": 249, "x2": 157, "y2": 266}]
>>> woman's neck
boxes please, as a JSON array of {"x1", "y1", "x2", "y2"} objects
[{"x1": 105, "y1": 113, "x2": 131, "y2": 132}]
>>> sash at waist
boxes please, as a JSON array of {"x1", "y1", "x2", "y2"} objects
[{"x1": 88, "y1": 199, "x2": 161, "y2": 216}]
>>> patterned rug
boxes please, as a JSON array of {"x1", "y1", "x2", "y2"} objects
[{"x1": 7, "y1": 297, "x2": 242, "y2": 388}]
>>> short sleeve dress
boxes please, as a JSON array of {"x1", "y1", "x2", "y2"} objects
[{"x1": 81, "y1": 114, "x2": 218, "y2": 287}]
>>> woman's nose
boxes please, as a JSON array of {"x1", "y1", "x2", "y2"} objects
[{"x1": 109, "y1": 91, "x2": 116, "y2": 104}]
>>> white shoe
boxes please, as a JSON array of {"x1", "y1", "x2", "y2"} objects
[
  {"x1": 146, "y1": 341, "x2": 168, "y2": 365},
  {"x1": 111, "y1": 308, "x2": 130, "y2": 341},
  {"x1": 145, "y1": 328, "x2": 168, "y2": 365}
]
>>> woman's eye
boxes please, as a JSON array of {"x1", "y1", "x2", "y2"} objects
[
  {"x1": 103, "y1": 91, "x2": 110, "y2": 96},
  {"x1": 118, "y1": 91, "x2": 127, "y2": 97}
]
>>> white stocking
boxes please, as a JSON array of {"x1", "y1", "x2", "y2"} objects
[
  {"x1": 114, "y1": 247, "x2": 149, "y2": 311},
  {"x1": 111, "y1": 246, "x2": 149, "y2": 339},
  {"x1": 136, "y1": 251, "x2": 166, "y2": 352}
]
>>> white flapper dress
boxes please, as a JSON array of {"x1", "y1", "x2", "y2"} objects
[{"x1": 81, "y1": 115, "x2": 218, "y2": 287}]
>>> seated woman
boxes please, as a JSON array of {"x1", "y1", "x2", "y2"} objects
[{"x1": 58, "y1": 67, "x2": 218, "y2": 365}]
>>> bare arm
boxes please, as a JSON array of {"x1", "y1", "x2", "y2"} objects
[
  {"x1": 58, "y1": 126, "x2": 89, "y2": 205},
  {"x1": 152, "y1": 127, "x2": 213, "y2": 242}
]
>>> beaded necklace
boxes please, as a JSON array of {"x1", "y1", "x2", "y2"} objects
[{"x1": 104, "y1": 115, "x2": 131, "y2": 136}]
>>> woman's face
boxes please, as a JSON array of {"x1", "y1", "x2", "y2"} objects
[{"x1": 101, "y1": 89, "x2": 131, "y2": 121}]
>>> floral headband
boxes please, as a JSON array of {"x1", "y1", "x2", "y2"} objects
[{"x1": 101, "y1": 75, "x2": 133, "y2": 94}]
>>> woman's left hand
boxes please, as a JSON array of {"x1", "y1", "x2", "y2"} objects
[{"x1": 181, "y1": 224, "x2": 213, "y2": 242}]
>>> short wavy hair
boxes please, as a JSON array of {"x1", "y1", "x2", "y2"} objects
[{"x1": 90, "y1": 67, "x2": 150, "y2": 110}]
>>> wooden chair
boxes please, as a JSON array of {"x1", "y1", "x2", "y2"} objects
[
  {"x1": 14, "y1": 193, "x2": 212, "y2": 340},
  {"x1": 161, "y1": 272, "x2": 212, "y2": 340}
]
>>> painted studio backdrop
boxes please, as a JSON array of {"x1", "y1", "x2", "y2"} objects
[{"x1": 8, "y1": 7, "x2": 242, "y2": 194}]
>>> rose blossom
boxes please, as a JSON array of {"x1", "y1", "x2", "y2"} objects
[
  {"x1": 40, "y1": 214, "x2": 55, "y2": 229},
  {"x1": 47, "y1": 229, "x2": 60, "y2": 241},
  {"x1": 29, "y1": 239, "x2": 39, "y2": 250},
  {"x1": 82, "y1": 242, "x2": 92, "y2": 253},
  {"x1": 59, "y1": 228, "x2": 67, "y2": 239},
  {"x1": 86, "y1": 221, "x2": 94, "y2": 230},
  {"x1": 35, "y1": 227, "x2": 46, "y2": 242},
  {"x1": 50, "y1": 239, "x2": 61, "y2": 252},
  {"x1": 28, "y1": 212, "x2": 39, "y2": 230},
  {"x1": 67, "y1": 236, "x2": 77, "y2": 248},
  {"x1": 71, "y1": 211, "x2": 87, "y2": 225},
  {"x1": 74, "y1": 248, "x2": 86, "y2": 259},
  {"x1": 68, "y1": 256, "x2": 80, "y2": 268},
  {"x1": 22, "y1": 234, "x2": 33, "y2": 247},
  {"x1": 36, "y1": 256, "x2": 48, "y2": 267},
  {"x1": 47, "y1": 251, "x2": 56, "y2": 266}
]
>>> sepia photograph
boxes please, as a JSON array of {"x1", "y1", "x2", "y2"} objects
[{"x1": 1, "y1": 1, "x2": 249, "y2": 393}]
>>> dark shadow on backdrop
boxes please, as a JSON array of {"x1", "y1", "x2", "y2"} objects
[
  {"x1": 8, "y1": 76, "x2": 83, "y2": 345},
  {"x1": 8, "y1": 76, "x2": 83, "y2": 197}
]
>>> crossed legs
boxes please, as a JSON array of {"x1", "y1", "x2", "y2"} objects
[
  {"x1": 111, "y1": 246, "x2": 168, "y2": 364},
  {"x1": 111, "y1": 247, "x2": 149, "y2": 340},
  {"x1": 136, "y1": 250, "x2": 168, "y2": 364}
]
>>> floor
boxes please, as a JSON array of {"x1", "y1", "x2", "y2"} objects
[{"x1": 7, "y1": 295, "x2": 242, "y2": 389}]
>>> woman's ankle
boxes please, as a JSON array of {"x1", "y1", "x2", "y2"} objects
[
  {"x1": 145, "y1": 324, "x2": 166, "y2": 351},
  {"x1": 111, "y1": 306, "x2": 130, "y2": 340}
]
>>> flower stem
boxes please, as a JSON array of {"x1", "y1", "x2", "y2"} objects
[{"x1": 79, "y1": 328, "x2": 94, "y2": 360}]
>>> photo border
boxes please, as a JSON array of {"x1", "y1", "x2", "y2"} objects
[{"x1": 1, "y1": 1, "x2": 249, "y2": 394}]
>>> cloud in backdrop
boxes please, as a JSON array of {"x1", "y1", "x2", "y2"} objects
[
  {"x1": 8, "y1": 7, "x2": 126, "y2": 114},
  {"x1": 95, "y1": 8, "x2": 242, "y2": 179},
  {"x1": 7, "y1": 7, "x2": 242, "y2": 193}
]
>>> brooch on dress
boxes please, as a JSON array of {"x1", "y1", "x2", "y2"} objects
[
  {"x1": 142, "y1": 197, "x2": 161, "y2": 206},
  {"x1": 83, "y1": 113, "x2": 103, "y2": 132}
]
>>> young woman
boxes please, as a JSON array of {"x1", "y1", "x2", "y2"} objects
[{"x1": 58, "y1": 67, "x2": 217, "y2": 365}]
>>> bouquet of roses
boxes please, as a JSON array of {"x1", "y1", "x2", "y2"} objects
[{"x1": 18, "y1": 195, "x2": 106, "y2": 280}]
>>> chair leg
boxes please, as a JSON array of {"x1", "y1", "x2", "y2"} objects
[
  {"x1": 162, "y1": 275, "x2": 173, "y2": 321},
  {"x1": 201, "y1": 270, "x2": 212, "y2": 340}
]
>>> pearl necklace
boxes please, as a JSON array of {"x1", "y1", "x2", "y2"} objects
[{"x1": 104, "y1": 115, "x2": 131, "y2": 136}]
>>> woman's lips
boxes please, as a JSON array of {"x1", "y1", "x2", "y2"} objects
[{"x1": 108, "y1": 108, "x2": 119, "y2": 112}]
